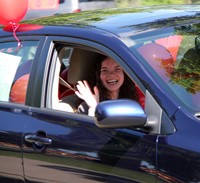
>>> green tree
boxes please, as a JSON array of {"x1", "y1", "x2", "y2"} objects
[
  {"x1": 171, "y1": 47, "x2": 200, "y2": 94},
  {"x1": 141, "y1": 0, "x2": 186, "y2": 5},
  {"x1": 116, "y1": 0, "x2": 188, "y2": 7}
]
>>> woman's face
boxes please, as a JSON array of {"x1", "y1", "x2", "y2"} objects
[{"x1": 100, "y1": 57, "x2": 124, "y2": 94}]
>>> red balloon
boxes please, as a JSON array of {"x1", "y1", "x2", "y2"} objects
[
  {"x1": 0, "y1": 0, "x2": 28, "y2": 25},
  {"x1": 138, "y1": 43, "x2": 174, "y2": 81},
  {"x1": 10, "y1": 74, "x2": 29, "y2": 104}
]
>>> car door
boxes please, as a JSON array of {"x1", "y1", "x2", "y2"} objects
[
  {"x1": 157, "y1": 112, "x2": 200, "y2": 183},
  {"x1": 22, "y1": 37, "x2": 159, "y2": 183},
  {"x1": 23, "y1": 109, "x2": 158, "y2": 183},
  {"x1": 0, "y1": 38, "x2": 44, "y2": 183},
  {"x1": 0, "y1": 103, "x2": 28, "y2": 183}
]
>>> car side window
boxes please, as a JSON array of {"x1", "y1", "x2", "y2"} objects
[
  {"x1": 49, "y1": 45, "x2": 145, "y2": 114},
  {"x1": 0, "y1": 41, "x2": 38, "y2": 104}
]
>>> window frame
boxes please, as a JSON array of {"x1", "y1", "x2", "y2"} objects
[
  {"x1": 44, "y1": 36, "x2": 146, "y2": 113},
  {"x1": 0, "y1": 36, "x2": 46, "y2": 106}
]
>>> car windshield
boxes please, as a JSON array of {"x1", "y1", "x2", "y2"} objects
[{"x1": 123, "y1": 24, "x2": 200, "y2": 112}]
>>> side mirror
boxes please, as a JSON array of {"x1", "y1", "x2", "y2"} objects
[{"x1": 94, "y1": 99, "x2": 147, "y2": 128}]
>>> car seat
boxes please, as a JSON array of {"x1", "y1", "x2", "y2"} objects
[{"x1": 67, "y1": 48, "x2": 100, "y2": 85}]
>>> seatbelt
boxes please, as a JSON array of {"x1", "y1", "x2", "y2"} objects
[{"x1": 59, "y1": 77, "x2": 76, "y2": 92}]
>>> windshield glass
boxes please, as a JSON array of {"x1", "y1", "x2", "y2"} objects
[{"x1": 123, "y1": 24, "x2": 200, "y2": 112}]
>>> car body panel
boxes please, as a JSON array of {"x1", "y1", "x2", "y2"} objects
[
  {"x1": 23, "y1": 107, "x2": 157, "y2": 183},
  {"x1": 0, "y1": 103, "x2": 30, "y2": 183},
  {"x1": 157, "y1": 108, "x2": 200, "y2": 182}
]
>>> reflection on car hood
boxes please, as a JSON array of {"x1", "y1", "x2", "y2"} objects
[{"x1": 22, "y1": 5, "x2": 200, "y2": 35}]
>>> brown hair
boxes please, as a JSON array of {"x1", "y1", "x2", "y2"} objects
[{"x1": 89, "y1": 55, "x2": 138, "y2": 102}]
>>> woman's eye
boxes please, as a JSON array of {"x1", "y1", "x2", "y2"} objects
[
  {"x1": 100, "y1": 69, "x2": 107, "y2": 73},
  {"x1": 115, "y1": 68, "x2": 122, "y2": 72}
]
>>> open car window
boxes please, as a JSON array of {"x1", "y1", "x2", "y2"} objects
[{"x1": 47, "y1": 44, "x2": 145, "y2": 114}]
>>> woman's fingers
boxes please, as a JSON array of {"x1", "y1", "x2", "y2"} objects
[
  {"x1": 75, "y1": 80, "x2": 93, "y2": 99},
  {"x1": 75, "y1": 80, "x2": 98, "y2": 109},
  {"x1": 75, "y1": 90, "x2": 83, "y2": 100},
  {"x1": 83, "y1": 80, "x2": 91, "y2": 90},
  {"x1": 93, "y1": 86, "x2": 99, "y2": 103},
  {"x1": 76, "y1": 80, "x2": 91, "y2": 95}
]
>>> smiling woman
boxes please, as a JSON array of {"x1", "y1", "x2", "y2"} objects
[{"x1": 74, "y1": 55, "x2": 139, "y2": 116}]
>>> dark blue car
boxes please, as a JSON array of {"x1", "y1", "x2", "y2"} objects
[{"x1": 0, "y1": 4, "x2": 200, "y2": 183}]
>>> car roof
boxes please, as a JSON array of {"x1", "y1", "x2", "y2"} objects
[{"x1": 1, "y1": 4, "x2": 200, "y2": 38}]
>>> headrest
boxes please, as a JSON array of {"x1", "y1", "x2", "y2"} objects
[{"x1": 67, "y1": 48, "x2": 100, "y2": 85}]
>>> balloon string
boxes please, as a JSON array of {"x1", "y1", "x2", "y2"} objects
[{"x1": 10, "y1": 23, "x2": 22, "y2": 51}]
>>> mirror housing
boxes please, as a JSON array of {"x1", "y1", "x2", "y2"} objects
[{"x1": 94, "y1": 99, "x2": 147, "y2": 128}]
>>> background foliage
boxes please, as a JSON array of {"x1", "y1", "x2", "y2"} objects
[{"x1": 116, "y1": 0, "x2": 200, "y2": 7}]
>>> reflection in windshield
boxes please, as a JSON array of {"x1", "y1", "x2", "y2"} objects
[
  {"x1": 170, "y1": 47, "x2": 200, "y2": 94},
  {"x1": 137, "y1": 42, "x2": 174, "y2": 82},
  {"x1": 128, "y1": 26, "x2": 200, "y2": 111}
]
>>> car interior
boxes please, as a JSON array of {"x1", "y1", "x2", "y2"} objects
[{"x1": 53, "y1": 46, "x2": 145, "y2": 114}]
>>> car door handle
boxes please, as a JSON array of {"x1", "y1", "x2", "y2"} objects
[{"x1": 25, "y1": 134, "x2": 52, "y2": 145}]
